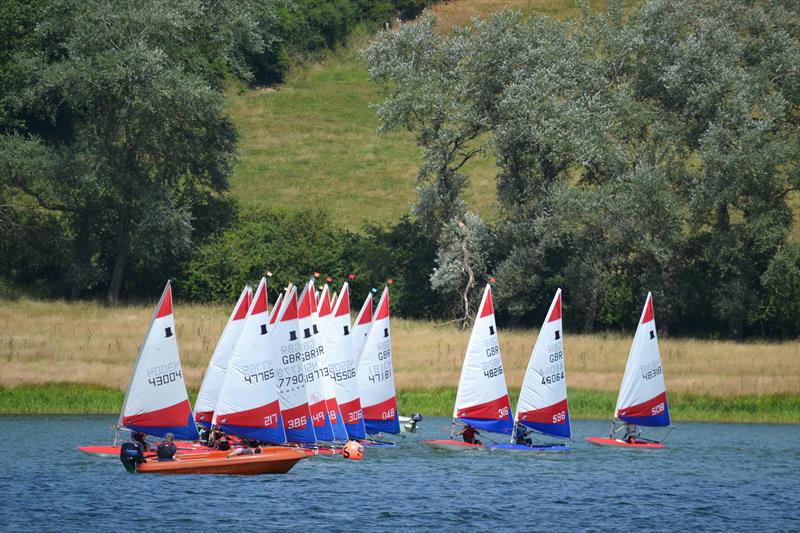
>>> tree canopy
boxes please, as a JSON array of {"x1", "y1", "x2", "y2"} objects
[{"x1": 364, "y1": 1, "x2": 799, "y2": 337}]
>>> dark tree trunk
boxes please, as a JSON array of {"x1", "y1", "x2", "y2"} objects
[{"x1": 107, "y1": 204, "x2": 131, "y2": 304}]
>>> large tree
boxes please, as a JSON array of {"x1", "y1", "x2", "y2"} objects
[
  {"x1": 0, "y1": 0, "x2": 273, "y2": 301},
  {"x1": 365, "y1": 2, "x2": 799, "y2": 337}
]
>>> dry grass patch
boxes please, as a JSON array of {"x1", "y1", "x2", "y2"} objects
[
  {"x1": 1, "y1": 299, "x2": 797, "y2": 398},
  {"x1": 393, "y1": 320, "x2": 800, "y2": 396}
]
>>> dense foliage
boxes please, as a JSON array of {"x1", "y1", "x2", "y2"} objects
[
  {"x1": 2, "y1": 0, "x2": 797, "y2": 339},
  {"x1": 0, "y1": 0, "x2": 429, "y2": 302},
  {"x1": 365, "y1": 1, "x2": 799, "y2": 337}
]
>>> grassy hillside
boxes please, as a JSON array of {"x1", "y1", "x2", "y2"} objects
[
  {"x1": 226, "y1": 0, "x2": 798, "y2": 239},
  {"x1": 227, "y1": 38, "x2": 499, "y2": 231},
  {"x1": 226, "y1": 1, "x2": 623, "y2": 231}
]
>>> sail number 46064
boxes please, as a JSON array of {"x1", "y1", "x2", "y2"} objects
[{"x1": 541, "y1": 371, "x2": 564, "y2": 385}]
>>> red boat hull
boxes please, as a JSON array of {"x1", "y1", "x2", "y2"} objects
[
  {"x1": 424, "y1": 439, "x2": 484, "y2": 451},
  {"x1": 584, "y1": 437, "x2": 664, "y2": 449}
]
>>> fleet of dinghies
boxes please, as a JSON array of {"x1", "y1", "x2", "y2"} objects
[
  {"x1": 80, "y1": 276, "x2": 404, "y2": 473},
  {"x1": 80, "y1": 276, "x2": 673, "y2": 474},
  {"x1": 424, "y1": 285, "x2": 672, "y2": 452}
]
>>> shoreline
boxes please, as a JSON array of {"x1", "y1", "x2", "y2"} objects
[{"x1": 1, "y1": 384, "x2": 797, "y2": 424}]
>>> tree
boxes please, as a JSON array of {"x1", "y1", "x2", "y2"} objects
[
  {"x1": 0, "y1": 0, "x2": 261, "y2": 301},
  {"x1": 366, "y1": 1, "x2": 800, "y2": 337}
]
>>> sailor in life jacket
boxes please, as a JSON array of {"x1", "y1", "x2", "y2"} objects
[
  {"x1": 459, "y1": 424, "x2": 482, "y2": 445},
  {"x1": 156, "y1": 433, "x2": 177, "y2": 461},
  {"x1": 228, "y1": 439, "x2": 263, "y2": 458},
  {"x1": 623, "y1": 423, "x2": 640, "y2": 443}
]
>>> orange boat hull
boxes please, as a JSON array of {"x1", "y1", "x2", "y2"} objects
[{"x1": 136, "y1": 447, "x2": 306, "y2": 475}]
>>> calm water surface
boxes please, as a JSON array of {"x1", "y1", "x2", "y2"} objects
[{"x1": 0, "y1": 415, "x2": 798, "y2": 532}]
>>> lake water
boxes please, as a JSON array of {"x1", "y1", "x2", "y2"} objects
[{"x1": 0, "y1": 415, "x2": 798, "y2": 532}]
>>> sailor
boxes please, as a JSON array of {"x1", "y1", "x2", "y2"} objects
[
  {"x1": 623, "y1": 423, "x2": 640, "y2": 443},
  {"x1": 459, "y1": 424, "x2": 482, "y2": 445},
  {"x1": 156, "y1": 433, "x2": 177, "y2": 461},
  {"x1": 514, "y1": 425, "x2": 533, "y2": 446},
  {"x1": 228, "y1": 439, "x2": 263, "y2": 457},
  {"x1": 132, "y1": 431, "x2": 150, "y2": 451}
]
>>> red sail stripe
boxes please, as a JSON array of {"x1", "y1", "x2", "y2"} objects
[
  {"x1": 362, "y1": 396, "x2": 398, "y2": 422},
  {"x1": 233, "y1": 289, "x2": 251, "y2": 321},
  {"x1": 217, "y1": 400, "x2": 282, "y2": 428},
  {"x1": 375, "y1": 290, "x2": 390, "y2": 320},
  {"x1": 518, "y1": 399, "x2": 568, "y2": 424},
  {"x1": 123, "y1": 399, "x2": 191, "y2": 428},
  {"x1": 335, "y1": 285, "x2": 350, "y2": 317},
  {"x1": 456, "y1": 395, "x2": 510, "y2": 421},
  {"x1": 281, "y1": 292, "x2": 298, "y2": 322},
  {"x1": 642, "y1": 294, "x2": 654, "y2": 324},
  {"x1": 548, "y1": 291, "x2": 562, "y2": 322},
  {"x1": 480, "y1": 286, "x2": 494, "y2": 318},
  {"x1": 616, "y1": 391, "x2": 668, "y2": 419},
  {"x1": 155, "y1": 285, "x2": 173, "y2": 318}
]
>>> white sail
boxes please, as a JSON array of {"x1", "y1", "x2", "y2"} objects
[
  {"x1": 320, "y1": 282, "x2": 366, "y2": 439},
  {"x1": 212, "y1": 278, "x2": 285, "y2": 443},
  {"x1": 514, "y1": 289, "x2": 570, "y2": 438},
  {"x1": 120, "y1": 281, "x2": 198, "y2": 440},
  {"x1": 297, "y1": 280, "x2": 337, "y2": 440},
  {"x1": 452, "y1": 284, "x2": 513, "y2": 434},
  {"x1": 614, "y1": 292, "x2": 670, "y2": 426},
  {"x1": 272, "y1": 286, "x2": 317, "y2": 443},
  {"x1": 357, "y1": 287, "x2": 400, "y2": 434},
  {"x1": 193, "y1": 286, "x2": 252, "y2": 428}
]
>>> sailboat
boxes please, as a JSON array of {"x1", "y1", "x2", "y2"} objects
[
  {"x1": 357, "y1": 286, "x2": 401, "y2": 436},
  {"x1": 487, "y1": 289, "x2": 570, "y2": 452},
  {"x1": 193, "y1": 286, "x2": 253, "y2": 428},
  {"x1": 211, "y1": 277, "x2": 286, "y2": 444},
  {"x1": 297, "y1": 279, "x2": 348, "y2": 443},
  {"x1": 272, "y1": 286, "x2": 317, "y2": 444},
  {"x1": 123, "y1": 277, "x2": 307, "y2": 474},
  {"x1": 307, "y1": 281, "x2": 349, "y2": 442},
  {"x1": 80, "y1": 281, "x2": 201, "y2": 456},
  {"x1": 425, "y1": 284, "x2": 513, "y2": 451},
  {"x1": 320, "y1": 282, "x2": 367, "y2": 440},
  {"x1": 295, "y1": 280, "x2": 338, "y2": 442},
  {"x1": 585, "y1": 292, "x2": 672, "y2": 448}
]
